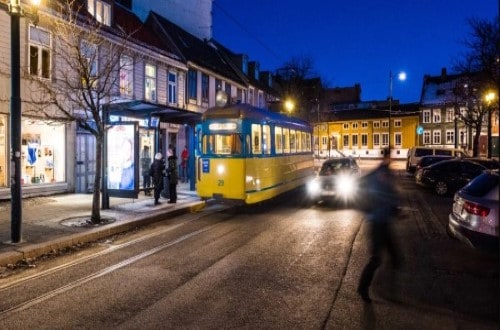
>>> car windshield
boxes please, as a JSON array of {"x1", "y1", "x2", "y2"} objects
[
  {"x1": 462, "y1": 172, "x2": 499, "y2": 197},
  {"x1": 319, "y1": 159, "x2": 355, "y2": 175}
]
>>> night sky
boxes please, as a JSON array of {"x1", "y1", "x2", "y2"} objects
[{"x1": 212, "y1": 0, "x2": 497, "y2": 104}]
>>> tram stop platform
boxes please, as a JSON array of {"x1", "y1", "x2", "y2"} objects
[{"x1": 0, "y1": 182, "x2": 204, "y2": 267}]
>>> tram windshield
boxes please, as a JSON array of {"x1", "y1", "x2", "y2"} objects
[{"x1": 203, "y1": 134, "x2": 242, "y2": 155}]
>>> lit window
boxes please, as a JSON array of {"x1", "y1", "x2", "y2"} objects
[
  {"x1": 252, "y1": 124, "x2": 262, "y2": 154},
  {"x1": 29, "y1": 26, "x2": 51, "y2": 79},
  {"x1": 88, "y1": 0, "x2": 111, "y2": 26},
  {"x1": 275, "y1": 127, "x2": 283, "y2": 154},
  {"x1": 446, "y1": 130, "x2": 455, "y2": 145},
  {"x1": 145, "y1": 64, "x2": 156, "y2": 102},
  {"x1": 119, "y1": 55, "x2": 133, "y2": 97}
]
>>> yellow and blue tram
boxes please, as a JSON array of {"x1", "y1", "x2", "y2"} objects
[{"x1": 196, "y1": 103, "x2": 314, "y2": 204}]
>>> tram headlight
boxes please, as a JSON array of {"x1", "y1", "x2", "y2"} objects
[
  {"x1": 217, "y1": 164, "x2": 225, "y2": 175},
  {"x1": 307, "y1": 179, "x2": 320, "y2": 195}
]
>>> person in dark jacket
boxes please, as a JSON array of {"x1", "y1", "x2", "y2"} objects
[
  {"x1": 166, "y1": 148, "x2": 179, "y2": 203},
  {"x1": 357, "y1": 148, "x2": 402, "y2": 303},
  {"x1": 150, "y1": 152, "x2": 166, "y2": 205}
]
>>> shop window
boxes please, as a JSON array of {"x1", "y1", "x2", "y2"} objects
[
  {"x1": 29, "y1": 26, "x2": 51, "y2": 79},
  {"x1": 21, "y1": 119, "x2": 66, "y2": 185}
]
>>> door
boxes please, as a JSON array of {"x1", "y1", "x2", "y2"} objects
[{"x1": 76, "y1": 133, "x2": 96, "y2": 193}]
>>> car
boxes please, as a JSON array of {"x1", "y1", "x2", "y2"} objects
[
  {"x1": 463, "y1": 158, "x2": 499, "y2": 170},
  {"x1": 414, "y1": 155, "x2": 454, "y2": 174},
  {"x1": 406, "y1": 146, "x2": 468, "y2": 173},
  {"x1": 448, "y1": 170, "x2": 499, "y2": 251},
  {"x1": 306, "y1": 157, "x2": 361, "y2": 203},
  {"x1": 415, "y1": 159, "x2": 487, "y2": 196}
]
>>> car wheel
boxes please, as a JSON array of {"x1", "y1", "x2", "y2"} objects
[{"x1": 435, "y1": 181, "x2": 448, "y2": 196}]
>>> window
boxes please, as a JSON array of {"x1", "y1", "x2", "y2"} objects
[
  {"x1": 343, "y1": 135, "x2": 349, "y2": 148},
  {"x1": 29, "y1": 26, "x2": 51, "y2": 79},
  {"x1": 446, "y1": 108, "x2": 454, "y2": 122},
  {"x1": 381, "y1": 120, "x2": 389, "y2": 128},
  {"x1": 119, "y1": 55, "x2": 133, "y2": 97},
  {"x1": 352, "y1": 122, "x2": 358, "y2": 129},
  {"x1": 248, "y1": 88, "x2": 254, "y2": 105},
  {"x1": 361, "y1": 122, "x2": 368, "y2": 129},
  {"x1": 373, "y1": 121, "x2": 380, "y2": 129},
  {"x1": 168, "y1": 71, "x2": 177, "y2": 104},
  {"x1": 290, "y1": 129, "x2": 296, "y2": 152},
  {"x1": 252, "y1": 124, "x2": 262, "y2": 154},
  {"x1": 203, "y1": 134, "x2": 241, "y2": 155},
  {"x1": 144, "y1": 64, "x2": 156, "y2": 102},
  {"x1": 395, "y1": 133, "x2": 402, "y2": 147},
  {"x1": 423, "y1": 131, "x2": 431, "y2": 144},
  {"x1": 433, "y1": 130, "x2": 441, "y2": 144},
  {"x1": 283, "y1": 128, "x2": 290, "y2": 153},
  {"x1": 88, "y1": 0, "x2": 111, "y2": 26},
  {"x1": 201, "y1": 73, "x2": 209, "y2": 103},
  {"x1": 321, "y1": 136, "x2": 328, "y2": 148},
  {"x1": 275, "y1": 127, "x2": 283, "y2": 154},
  {"x1": 262, "y1": 125, "x2": 271, "y2": 154},
  {"x1": 188, "y1": 70, "x2": 197, "y2": 101},
  {"x1": 361, "y1": 134, "x2": 368, "y2": 147},
  {"x1": 352, "y1": 134, "x2": 358, "y2": 147},
  {"x1": 295, "y1": 130, "x2": 302, "y2": 152},
  {"x1": 81, "y1": 40, "x2": 98, "y2": 84},
  {"x1": 394, "y1": 120, "x2": 401, "y2": 127},
  {"x1": 423, "y1": 110, "x2": 431, "y2": 123},
  {"x1": 343, "y1": 123, "x2": 349, "y2": 129},
  {"x1": 382, "y1": 133, "x2": 389, "y2": 146},
  {"x1": 225, "y1": 83, "x2": 231, "y2": 100},
  {"x1": 433, "y1": 109, "x2": 441, "y2": 123},
  {"x1": 446, "y1": 130, "x2": 455, "y2": 145},
  {"x1": 258, "y1": 91, "x2": 264, "y2": 108},
  {"x1": 373, "y1": 134, "x2": 380, "y2": 147}
]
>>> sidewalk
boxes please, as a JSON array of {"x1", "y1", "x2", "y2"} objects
[{"x1": 0, "y1": 182, "x2": 205, "y2": 267}]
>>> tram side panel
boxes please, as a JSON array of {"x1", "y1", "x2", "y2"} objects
[{"x1": 196, "y1": 157, "x2": 246, "y2": 202}]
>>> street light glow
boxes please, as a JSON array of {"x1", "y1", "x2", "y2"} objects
[
  {"x1": 398, "y1": 72, "x2": 407, "y2": 81},
  {"x1": 285, "y1": 99, "x2": 295, "y2": 113},
  {"x1": 484, "y1": 91, "x2": 496, "y2": 104}
]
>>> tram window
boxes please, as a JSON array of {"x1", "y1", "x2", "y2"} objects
[
  {"x1": 275, "y1": 126, "x2": 283, "y2": 154},
  {"x1": 306, "y1": 133, "x2": 312, "y2": 151},
  {"x1": 295, "y1": 130, "x2": 301, "y2": 152},
  {"x1": 203, "y1": 134, "x2": 241, "y2": 155},
  {"x1": 263, "y1": 125, "x2": 271, "y2": 154},
  {"x1": 301, "y1": 132, "x2": 307, "y2": 152},
  {"x1": 252, "y1": 124, "x2": 262, "y2": 154},
  {"x1": 246, "y1": 134, "x2": 251, "y2": 155},
  {"x1": 283, "y1": 128, "x2": 290, "y2": 153},
  {"x1": 290, "y1": 129, "x2": 296, "y2": 153}
]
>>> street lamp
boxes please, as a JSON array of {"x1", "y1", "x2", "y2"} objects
[
  {"x1": 8, "y1": 0, "x2": 40, "y2": 243},
  {"x1": 284, "y1": 99, "x2": 295, "y2": 116},
  {"x1": 388, "y1": 70, "x2": 406, "y2": 154},
  {"x1": 484, "y1": 91, "x2": 497, "y2": 159}
]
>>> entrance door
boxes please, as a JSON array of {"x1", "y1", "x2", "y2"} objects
[{"x1": 76, "y1": 133, "x2": 96, "y2": 193}]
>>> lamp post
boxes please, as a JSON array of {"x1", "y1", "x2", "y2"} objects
[
  {"x1": 8, "y1": 0, "x2": 39, "y2": 243},
  {"x1": 388, "y1": 70, "x2": 406, "y2": 154},
  {"x1": 484, "y1": 91, "x2": 497, "y2": 159}
]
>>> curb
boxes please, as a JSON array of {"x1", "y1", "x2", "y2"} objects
[{"x1": 0, "y1": 200, "x2": 206, "y2": 267}]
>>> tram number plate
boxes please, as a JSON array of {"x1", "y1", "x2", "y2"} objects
[{"x1": 202, "y1": 159, "x2": 210, "y2": 173}]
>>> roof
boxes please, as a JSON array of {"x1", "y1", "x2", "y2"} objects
[{"x1": 148, "y1": 12, "x2": 247, "y2": 86}]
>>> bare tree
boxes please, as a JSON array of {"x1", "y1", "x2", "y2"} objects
[
  {"x1": 453, "y1": 16, "x2": 499, "y2": 156},
  {"x1": 25, "y1": 0, "x2": 135, "y2": 223}
]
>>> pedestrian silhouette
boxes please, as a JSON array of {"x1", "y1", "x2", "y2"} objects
[
  {"x1": 357, "y1": 148, "x2": 402, "y2": 303},
  {"x1": 150, "y1": 152, "x2": 166, "y2": 205}
]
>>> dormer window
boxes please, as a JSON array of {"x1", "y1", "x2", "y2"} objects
[{"x1": 88, "y1": 0, "x2": 111, "y2": 26}]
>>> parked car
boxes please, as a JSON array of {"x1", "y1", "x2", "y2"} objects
[
  {"x1": 415, "y1": 159, "x2": 487, "y2": 196},
  {"x1": 448, "y1": 170, "x2": 499, "y2": 251},
  {"x1": 414, "y1": 155, "x2": 454, "y2": 174},
  {"x1": 306, "y1": 157, "x2": 361, "y2": 203},
  {"x1": 463, "y1": 158, "x2": 499, "y2": 170},
  {"x1": 406, "y1": 146, "x2": 468, "y2": 173}
]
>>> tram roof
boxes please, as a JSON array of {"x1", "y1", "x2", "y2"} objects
[{"x1": 203, "y1": 103, "x2": 311, "y2": 129}]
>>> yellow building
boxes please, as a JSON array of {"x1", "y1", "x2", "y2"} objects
[{"x1": 313, "y1": 108, "x2": 420, "y2": 159}]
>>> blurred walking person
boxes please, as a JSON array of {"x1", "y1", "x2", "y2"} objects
[
  {"x1": 150, "y1": 152, "x2": 165, "y2": 205},
  {"x1": 357, "y1": 148, "x2": 402, "y2": 303},
  {"x1": 167, "y1": 148, "x2": 179, "y2": 203}
]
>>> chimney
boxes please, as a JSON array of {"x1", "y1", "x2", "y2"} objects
[{"x1": 441, "y1": 67, "x2": 447, "y2": 79}]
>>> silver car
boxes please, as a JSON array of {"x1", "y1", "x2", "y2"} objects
[{"x1": 448, "y1": 170, "x2": 499, "y2": 250}]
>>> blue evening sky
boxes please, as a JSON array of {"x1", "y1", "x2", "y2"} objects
[{"x1": 212, "y1": 1, "x2": 497, "y2": 104}]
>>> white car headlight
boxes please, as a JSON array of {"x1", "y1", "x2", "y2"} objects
[
  {"x1": 307, "y1": 179, "x2": 321, "y2": 195},
  {"x1": 336, "y1": 174, "x2": 357, "y2": 197}
]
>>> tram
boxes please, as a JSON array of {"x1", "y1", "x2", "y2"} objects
[{"x1": 196, "y1": 103, "x2": 314, "y2": 204}]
